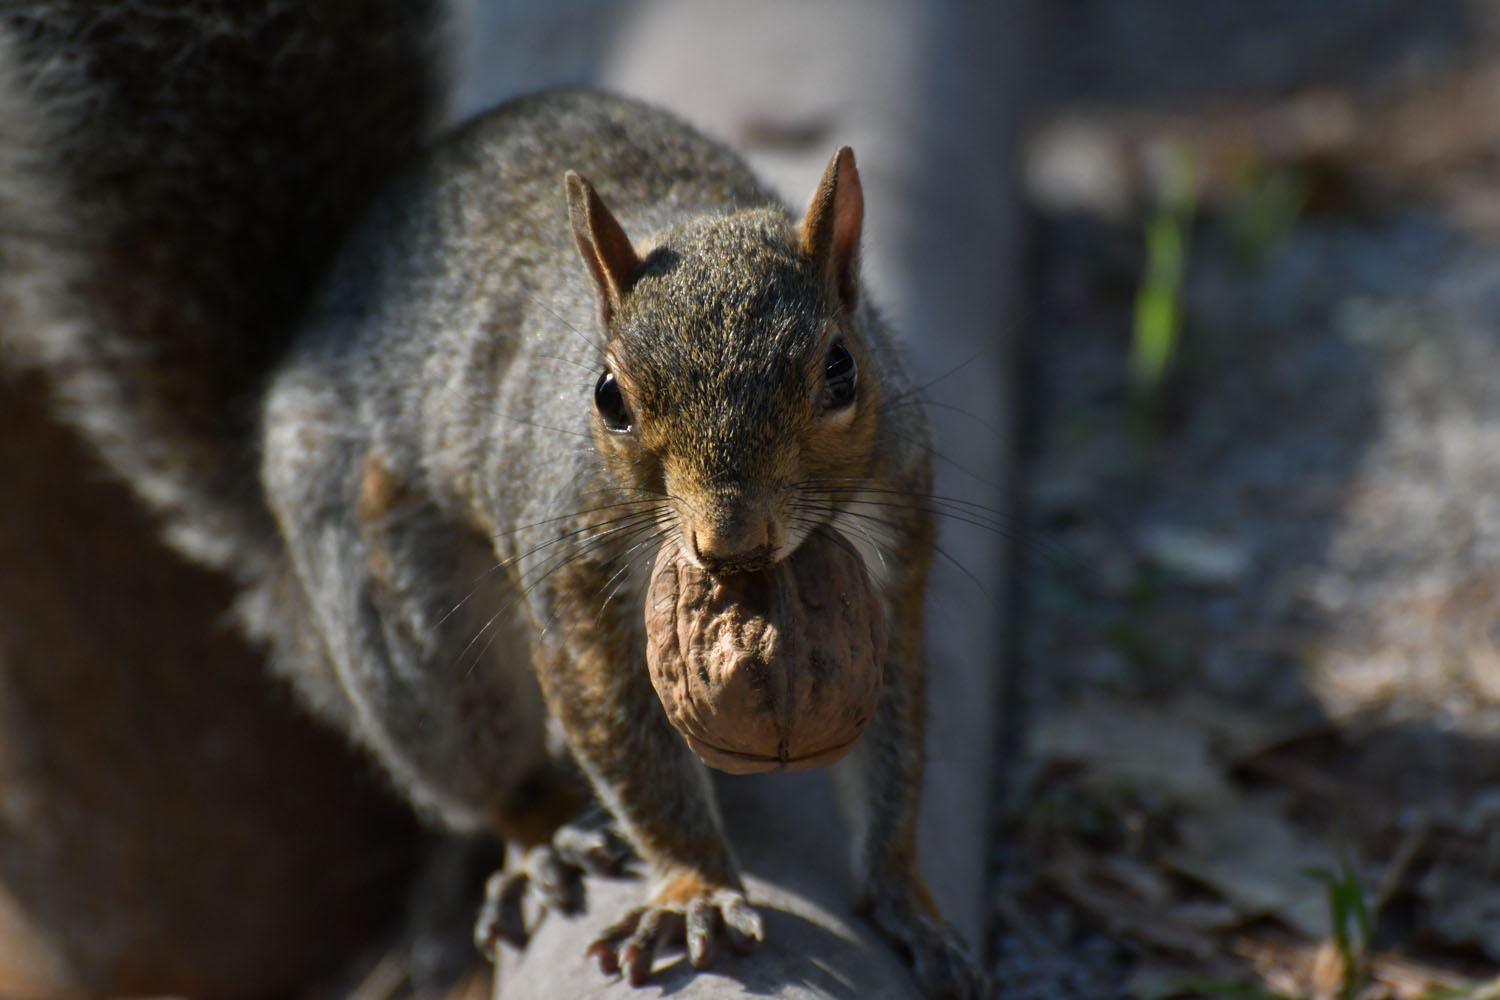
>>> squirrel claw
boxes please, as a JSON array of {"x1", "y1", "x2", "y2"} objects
[
  {"x1": 474, "y1": 811, "x2": 637, "y2": 962},
  {"x1": 862, "y1": 895, "x2": 989, "y2": 1000},
  {"x1": 587, "y1": 883, "x2": 762, "y2": 986},
  {"x1": 587, "y1": 934, "x2": 623, "y2": 975},
  {"x1": 551, "y1": 812, "x2": 634, "y2": 877},
  {"x1": 474, "y1": 869, "x2": 530, "y2": 958},
  {"x1": 473, "y1": 844, "x2": 586, "y2": 960}
]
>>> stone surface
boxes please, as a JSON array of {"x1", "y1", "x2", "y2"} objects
[{"x1": 495, "y1": 771, "x2": 924, "y2": 998}]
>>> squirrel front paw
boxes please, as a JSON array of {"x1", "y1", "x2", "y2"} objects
[
  {"x1": 587, "y1": 871, "x2": 764, "y2": 986},
  {"x1": 861, "y1": 891, "x2": 989, "y2": 1000},
  {"x1": 474, "y1": 813, "x2": 634, "y2": 957}
]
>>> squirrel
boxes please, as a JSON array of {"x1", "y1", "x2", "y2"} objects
[
  {"x1": 260, "y1": 88, "x2": 982, "y2": 996},
  {"x1": 2, "y1": 4, "x2": 983, "y2": 998}
]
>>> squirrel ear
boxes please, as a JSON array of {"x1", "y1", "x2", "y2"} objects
[
  {"x1": 566, "y1": 171, "x2": 642, "y2": 324},
  {"x1": 798, "y1": 146, "x2": 863, "y2": 313}
]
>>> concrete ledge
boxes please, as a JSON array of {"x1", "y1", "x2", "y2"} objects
[{"x1": 493, "y1": 771, "x2": 921, "y2": 998}]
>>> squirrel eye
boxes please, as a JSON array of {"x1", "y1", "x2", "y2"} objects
[
  {"x1": 822, "y1": 341, "x2": 857, "y2": 411},
  {"x1": 594, "y1": 371, "x2": 633, "y2": 432}
]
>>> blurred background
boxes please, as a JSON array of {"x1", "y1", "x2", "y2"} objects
[{"x1": 1007, "y1": 2, "x2": 1500, "y2": 998}]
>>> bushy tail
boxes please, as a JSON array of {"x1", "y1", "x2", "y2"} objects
[{"x1": 0, "y1": 0, "x2": 442, "y2": 582}]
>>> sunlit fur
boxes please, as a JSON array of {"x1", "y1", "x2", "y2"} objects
[{"x1": 592, "y1": 210, "x2": 885, "y2": 575}]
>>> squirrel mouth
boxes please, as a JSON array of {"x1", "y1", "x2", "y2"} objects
[{"x1": 692, "y1": 545, "x2": 779, "y2": 578}]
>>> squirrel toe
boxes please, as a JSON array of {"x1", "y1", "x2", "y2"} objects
[{"x1": 587, "y1": 880, "x2": 762, "y2": 987}]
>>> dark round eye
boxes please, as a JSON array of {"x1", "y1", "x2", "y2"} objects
[
  {"x1": 594, "y1": 371, "x2": 633, "y2": 432},
  {"x1": 822, "y1": 341, "x2": 857, "y2": 411}
]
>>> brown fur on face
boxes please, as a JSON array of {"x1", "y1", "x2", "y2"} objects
[{"x1": 572, "y1": 151, "x2": 880, "y2": 576}]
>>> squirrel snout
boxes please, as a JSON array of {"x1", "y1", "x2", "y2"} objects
[{"x1": 688, "y1": 517, "x2": 778, "y2": 576}]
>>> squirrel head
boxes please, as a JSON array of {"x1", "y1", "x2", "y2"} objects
[{"x1": 566, "y1": 148, "x2": 883, "y2": 576}]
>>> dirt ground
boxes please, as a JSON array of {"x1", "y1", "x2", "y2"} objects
[{"x1": 993, "y1": 4, "x2": 1500, "y2": 997}]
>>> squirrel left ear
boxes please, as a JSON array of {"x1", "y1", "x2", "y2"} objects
[
  {"x1": 566, "y1": 171, "x2": 642, "y2": 326},
  {"x1": 798, "y1": 146, "x2": 863, "y2": 313}
]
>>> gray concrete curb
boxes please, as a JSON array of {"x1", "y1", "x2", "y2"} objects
[{"x1": 495, "y1": 772, "x2": 923, "y2": 998}]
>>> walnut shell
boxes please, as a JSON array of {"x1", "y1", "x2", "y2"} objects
[{"x1": 644, "y1": 530, "x2": 886, "y2": 774}]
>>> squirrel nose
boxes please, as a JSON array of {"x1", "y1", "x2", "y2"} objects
[{"x1": 690, "y1": 516, "x2": 776, "y2": 574}]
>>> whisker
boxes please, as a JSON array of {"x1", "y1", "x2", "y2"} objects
[
  {"x1": 510, "y1": 509, "x2": 668, "y2": 593},
  {"x1": 798, "y1": 485, "x2": 1025, "y2": 536},
  {"x1": 798, "y1": 486, "x2": 1017, "y2": 535},
  {"x1": 820, "y1": 505, "x2": 992, "y2": 597},
  {"x1": 452, "y1": 507, "x2": 670, "y2": 675},
  {"x1": 435, "y1": 560, "x2": 511, "y2": 631},
  {"x1": 494, "y1": 413, "x2": 592, "y2": 440},
  {"x1": 885, "y1": 397, "x2": 1008, "y2": 442},
  {"x1": 526, "y1": 352, "x2": 597, "y2": 374},
  {"x1": 593, "y1": 524, "x2": 673, "y2": 624},
  {"x1": 536, "y1": 517, "x2": 674, "y2": 640},
  {"x1": 799, "y1": 481, "x2": 1012, "y2": 519},
  {"x1": 866, "y1": 426, "x2": 1008, "y2": 494},
  {"x1": 488, "y1": 491, "x2": 667, "y2": 546},
  {"x1": 788, "y1": 502, "x2": 891, "y2": 575},
  {"x1": 879, "y1": 350, "x2": 985, "y2": 412},
  {"x1": 442, "y1": 504, "x2": 654, "y2": 632},
  {"x1": 440, "y1": 492, "x2": 671, "y2": 628},
  {"x1": 535, "y1": 299, "x2": 607, "y2": 358}
]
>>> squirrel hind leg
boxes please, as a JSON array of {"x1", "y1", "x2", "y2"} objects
[
  {"x1": 397, "y1": 833, "x2": 506, "y2": 993},
  {"x1": 477, "y1": 781, "x2": 636, "y2": 957}
]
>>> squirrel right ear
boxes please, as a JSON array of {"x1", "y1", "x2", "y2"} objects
[
  {"x1": 798, "y1": 146, "x2": 863, "y2": 313},
  {"x1": 566, "y1": 171, "x2": 642, "y2": 325}
]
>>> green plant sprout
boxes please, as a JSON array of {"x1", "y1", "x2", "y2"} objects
[
  {"x1": 1301, "y1": 855, "x2": 1373, "y2": 1000},
  {"x1": 1130, "y1": 142, "x2": 1197, "y2": 410}
]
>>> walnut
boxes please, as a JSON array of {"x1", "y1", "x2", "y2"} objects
[{"x1": 644, "y1": 530, "x2": 886, "y2": 774}]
